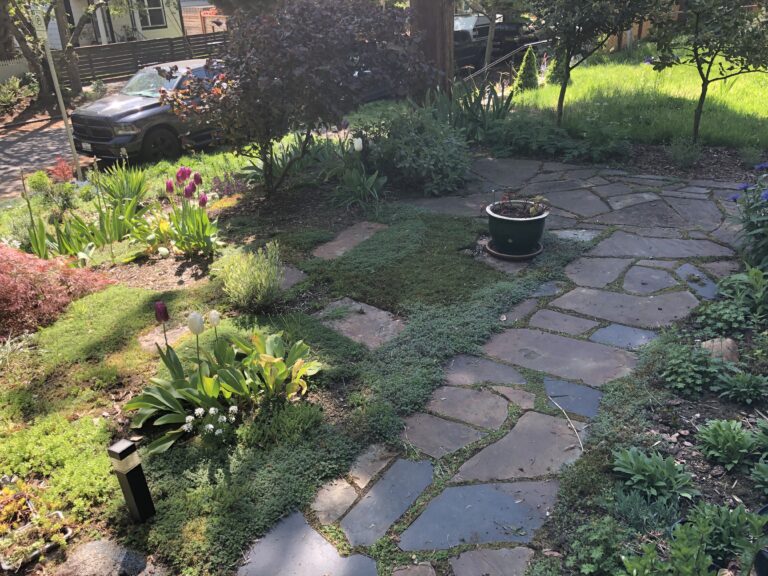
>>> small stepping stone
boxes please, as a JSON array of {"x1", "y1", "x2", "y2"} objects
[
  {"x1": 529, "y1": 309, "x2": 599, "y2": 336},
  {"x1": 551, "y1": 229, "x2": 602, "y2": 242},
  {"x1": 349, "y1": 445, "x2": 396, "y2": 489},
  {"x1": 341, "y1": 459, "x2": 433, "y2": 547},
  {"x1": 545, "y1": 189, "x2": 610, "y2": 218},
  {"x1": 450, "y1": 547, "x2": 535, "y2": 576},
  {"x1": 590, "y1": 324, "x2": 658, "y2": 351},
  {"x1": 399, "y1": 480, "x2": 559, "y2": 550},
  {"x1": 393, "y1": 564, "x2": 436, "y2": 576},
  {"x1": 238, "y1": 513, "x2": 376, "y2": 576},
  {"x1": 402, "y1": 413, "x2": 486, "y2": 458},
  {"x1": 500, "y1": 299, "x2": 539, "y2": 325},
  {"x1": 622, "y1": 266, "x2": 679, "y2": 294},
  {"x1": 551, "y1": 288, "x2": 699, "y2": 329},
  {"x1": 427, "y1": 386, "x2": 509, "y2": 429},
  {"x1": 484, "y1": 329, "x2": 636, "y2": 387},
  {"x1": 454, "y1": 412, "x2": 586, "y2": 482},
  {"x1": 545, "y1": 378, "x2": 603, "y2": 419},
  {"x1": 676, "y1": 263, "x2": 718, "y2": 300},
  {"x1": 280, "y1": 265, "x2": 307, "y2": 290},
  {"x1": 445, "y1": 355, "x2": 526, "y2": 387},
  {"x1": 700, "y1": 260, "x2": 739, "y2": 279},
  {"x1": 565, "y1": 257, "x2": 632, "y2": 288},
  {"x1": 138, "y1": 324, "x2": 187, "y2": 354},
  {"x1": 312, "y1": 222, "x2": 388, "y2": 260},
  {"x1": 636, "y1": 259, "x2": 679, "y2": 270},
  {"x1": 590, "y1": 231, "x2": 734, "y2": 258},
  {"x1": 315, "y1": 298, "x2": 404, "y2": 349},
  {"x1": 492, "y1": 387, "x2": 536, "y2": 410},
  {"x1": 532, "y1": 280, "x2": 567, "y2": 297},
  {"x1": 311, "y1": 479, "x2": 358, "y2": 525},
  {"x1": 55, "y1": 539, "x2": 168, "y2": 576},
  {"x1": 607, "y1": 192, "x2": 659, "y2": 211},
  {"x1": 592, "y1": 182, "x2": 634, "y2": 197}
]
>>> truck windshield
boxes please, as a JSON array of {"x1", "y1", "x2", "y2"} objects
[{"x1": 121, "y1": 68, "x2": 180, "y2": 98}]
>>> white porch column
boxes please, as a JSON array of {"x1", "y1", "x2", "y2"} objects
[{"x1": 95, "y1": 5, "x2": 109, "y2": 44}]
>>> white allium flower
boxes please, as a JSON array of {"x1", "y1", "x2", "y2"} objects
[
  {"x1": 208, "y1": 310, "x2": 221, "y2": 327},
  {"x1": 215, "y1": 428, "x2": 223, "y2": 436},
  {"x1": 204, "y1": 423, "x2": 214, "y2": 433},
  {"x1": 353, "y1": 137, "x2": 363, "y2": 152},
  {"x1": 194, "y1": 408, "x2": 205, "y2": 418},
  {"x1": 187, "y1": 311, "x2": 205, "y2": 335},
  {"x1": 185, "y1": 415, "x2": 194, "y2": 423},
  {"x1": 228, "y1": 415, "x2": 236, "y2": 423},
  {"x1": 229, "y1": 406, "x2": 238, "y2": 415},
  {"x1": 209, "y1": 407, "x2": 218, "y2": 416},
  {"x1": 182, "y1": 423, "x2": 193, "y2": 433},
  {"x1": 218, "y1": 415, "x2": 227, "y2": 424}
]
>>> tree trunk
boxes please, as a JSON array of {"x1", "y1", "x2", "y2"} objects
[
  {"x1": 0, "y1": 0, "x2": 14, "y2": 60},
  {"x1": 484, "y1": 16, "x2": 496, "y2": 68},
  {"x1": 692, "y1": 80, "x2": 708, "y2": 143},
  {"x1": 556, "y1": 65, "x2": 570, "y2": 126},
  {"x1": 55, "y1": 0, "x2": 82, "y2": 96},
  {"x1": 411, "y1": 0, "x2": 454, "y2": 90}
]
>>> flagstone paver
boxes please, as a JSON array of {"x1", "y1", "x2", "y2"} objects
[
  {"x1": 484, "y1": 329, "x2": 636, "y2": 387},
  {"x1": 471, "y1": 158, "x2": 542, "y2": 188},
  {"x1": 532, "y1": 280, "x2": 568, "y2": 297},
  {"x1": 636, "y1": 259, "x2": 680, "y2": 270},
  {"x1": 701, "y1": 260, "x2": 739, "y2": 278},
  {"x1": 676, "y1": 263, "x2": 718, "y2": 300},
  {"x1": 545, "y1": 189, "x2": 611, "y2": 218},
  {"x1": 315, "y1": 298, "x2": 404, "y2": 349},
  {"x1": 393, "y1": 564, "x2": 437, "y2": 576},
  {"x1": 589, "y1": 324, "x2": 658, "y2": 351},
  {"x1": 475, "y1": 238, "x2": 529, "y2": 275},
  {"x1": 545, "y1": 378, "x2": 603, "y2": 419},
  {"x1": 565, "y1": 257, "x2": 633, "y2": 288},
  {"x1": 402, "y1": 413, "x2": 486, "y2": 458},
  {"x1": 519, "y1": 179, "x2": 590, "y2": 196},
  {"x1": 450, "y1": 547, "x2": 535, "y2": 576},
  {"x1": 445, "y1": 355, "x2": 527, "y2": 387},
  {"x1": 399, "y1": 481, "x2": 559, "y2": 550},
  {"x1": 341, "y1": 459, "x2": 433, "y2": 547},
  {"x1": 592, "y1": 182, "x2": 635, "y2": 197},
  {"x1": 454, "y1": 413, "x2": 586, "y2": 482},
  {"x1": 500, "y1": 298, "x2": 539, "y2": 325},
  {"x1": 551, "y1": 229, "x2": 603, "y2": 242},
  {"x1": 312, "y1": 221, "x2": 388, "y2": 260},
  {"x1": 427, "y1": 386, "x2": 509, "y2": 429},
  {"x1": 665, "y1": 197, "x2": 724, "y2": 231},
  {"x1": 551, "y1": 287, "x2": 699, "y2": 328},
  {"x1": 311, "y1": 479, "x2": 358, "y2": 525},
  {"x1": 281, "y1": 265, "x2": 308, "y2": 290},
  {"x1": 237, "y1": 513, "x2": 376, "y2": 576},
  {"x1": 529, "y1": 309, "x2": 599, "y2": 336},
  {"x1": 622, "y1": 266, "x2": 679, "y2": 294},
  {"x1": 591, "y1": 201, "x2": 688, "y2": 228},
  {"x1": 491, "y1": 387, "x2": 536, "y2": 410},
  {"x1": 607, "y1": 192, "x2": 659, "y2": 211},
  {"x1": 349, "y1": 445, "x2": 396, "y2": 489},
  {"x1": 590, "y1": 231, "x2": 734, "y2": 258}
]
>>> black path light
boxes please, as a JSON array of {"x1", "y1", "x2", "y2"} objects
[{"x1": 108, "y1": 439, "x2": 156, "y2": 522}]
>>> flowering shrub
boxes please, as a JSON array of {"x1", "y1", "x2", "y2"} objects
[
  {"x1": 732, "y1": 169, "x2": 768, "y2": 271},
  {"x1": 47, "y1": 156, "x2": 73, "y2": 183},
  {"x1": 0, "y1": 245, "x2": 113, "y2": 339},
  {"x1": 216, "y1": 243, "x2": 283, "y2": 311}
]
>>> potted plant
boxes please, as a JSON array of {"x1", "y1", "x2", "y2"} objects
[{"x1": 485, "y1": 194, "x2": 549, "y2": 259}]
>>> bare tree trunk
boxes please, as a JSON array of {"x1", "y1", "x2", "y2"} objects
[
  {"x1": 692, "y1": 80, "x2": 708, "y2": 143},
  {"x1": 55, "y1": 0, "x2": 83, "y2": 95},
  {"x1": 484, "y1": 16, "x2": 496, "y2": 67},
  {"x1": 556, "y1": 64, "x2": 570, "y2": 126},
  {"x1": 411, "y1": 0, "x2": 454, "y2": 91},
  {"x1": 0, "y1": 0, "x2": 14, "y2": 60}
]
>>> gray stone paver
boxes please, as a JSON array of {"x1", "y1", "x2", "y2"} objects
[
  {"x1": 315, "y1": 298, "x2": 404, "y2": 349},
  {"x1": 500, "y1": 299, "x2": 539, "y2": 325},
  {"x1": 311, "y1": 479, "x2": 358, "y2": 525},
  {"x1": 393, "y1": 564, "x2": 437, "y2": 576},
  {"x1": 445, "y1": 355, "x2": 527, "y2": 387},
  {"x1": 551, "y1": 229, "x2": 603, "y2": 242},
  {"x1": 545, "y1": 378, "x2": 603, "y2": 419},
  {"x1": 427, "y1": 386, "x2": 510, "y2": 429},
  {"x1": 471, "y1": 158, "x2": 542, "y2": 188},
  {"x1": 590, "y1": 231, "x2": 734, "y2": 258},
  {"x1": 492, "y1": 387, "x2": 536, "y2": 410},
  {"x1": 607, "y1": 192, "x2": 659, "y2": 210},
  {"x1": 591, "y1": 200, "x2": 687, "y2": 228},
  {"x1": 402, "y1": 413, "x2": 486, "y2": 458},
  {"x1": 701, "y1": 260, "x2": 739, "y2": 278},
  {"x1": 590, "y1": 324, "x2": 658, "y2": 351},
  {"x1": 676, "y1": 263, "x2": 718, "y2": 300},
  {"x1": 281, "y1": 265, "x2": 307, "y2": 290},
  {"x1": 238, "y1": 513, "x2": 376, "y2": 576},
  {"x1": 665, "y1": 196, "x2": 724, "y2": 231},
  {"x1": 450, "y1": 547, "x2": 535, "y2": 576},
  {"x1": 341, "y1": 459, "x2": 433, "y2": 547},
  {"x1": 622, "y1": 266, "x2": 679, "y2": 294},
  {"x1": 399, "y1": 480, "x2": 559, "y2": 550},
  {"x1": 349, "y1": 445, "x2": 396, "y2": 489},
  {"x1": 312, "y1": 222, "x2": 388, "y2": 260},
  {"x1": 529, "y1": 309, "x2": 599, "y2": 336},
  {"x1": 454, "y1": 413, "x2": 587, "y2": 482},
  {"x1": 636, "y1": 259, "x2": 680, "y2": 270},
  {"x1": 545, "y1": 189, "x2": 611, "y2": 217},
  {"x1": 565, "y1": 257, "x2": 633, "y2": 288}
]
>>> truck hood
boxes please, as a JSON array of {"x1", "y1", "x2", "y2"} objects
[{"x1": 73, "y1": 93, "x2": 162, "y2": 121}]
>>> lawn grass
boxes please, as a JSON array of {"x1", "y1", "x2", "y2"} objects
[{"x1": 515, "y1": 48, "x2": 768, "y2": 149}]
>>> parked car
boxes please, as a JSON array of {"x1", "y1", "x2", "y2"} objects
[
  {"x1": 454, "y1": 13, "x2": 539, "y2": 74},
  {"x1": 71, "y1": 59, "x2": 216, "y2": 161}
]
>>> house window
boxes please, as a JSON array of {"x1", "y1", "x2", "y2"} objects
[{"x1": 137, "y1": 0, "x2": 167, "y2": 29}]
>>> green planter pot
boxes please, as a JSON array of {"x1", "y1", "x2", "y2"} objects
[{"x1": 486, "y1": 200, "x2": 549, "y2": 258}]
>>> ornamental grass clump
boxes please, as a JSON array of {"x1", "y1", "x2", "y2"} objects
[{"x1": 216, "y1": 242, "x2": 284, "y2": 311}]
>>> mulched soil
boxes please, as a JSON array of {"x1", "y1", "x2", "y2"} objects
[
  {"x1": 625, "y1": 144, "x2": 757, "y2": 184},
  {"x1": 100, "y1": 255, "x2": 211, "y2": 291}
]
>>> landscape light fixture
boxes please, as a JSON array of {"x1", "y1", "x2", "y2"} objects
[{"x1": 108, "y1": 439, "x2": 156, "y2": 523}]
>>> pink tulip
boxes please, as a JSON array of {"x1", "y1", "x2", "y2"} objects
[
  {"x1": 193, "y1": 172, "x2": 202, "y2": 185},
  {"x1": 198, "y1": 193, "x2": 208, "y2": 207},
  {"x1": 184, "y1": 184, "x2": 194, "y2": 198},
  {"x1": 165, "y1": 179, "x2": 174, "y2": 194}
]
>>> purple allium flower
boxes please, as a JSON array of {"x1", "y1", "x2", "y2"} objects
[
  {"x1": 761, "y1": 190, "x2": 768, "y2": 202},
  {"x1": 166, "y1": 179, "x2": 174, "y2": 194},
  {"x1": 154, "y1": 301, "x2": 170, "y2": 323},
  {"x1": 755, "y1": 162, "x2": 768, "y2": 171},
  {"x1": 193, "y1": 172, "x2": 202, "y2": 186},
  {"x1": 728, "y1": 193, "x2": 741, "y2": 203},
  {"x1": 643, "y1": 56, "x2": 654, "y2": 65},
  {"x1": 184, "y1": 184, "x2": 194, "y2": 198},
  {"x1": 198, "y1": 193, "x2": 208, "y2": 207},
  {"x1": 738, "y1": 183, "x2": 752, "y2": 190}
]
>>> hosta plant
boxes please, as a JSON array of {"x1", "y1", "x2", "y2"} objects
[
  {"x1": 612, "y1": 447, "x2": 698, "y2": 500},
  {"x1": 697, "y1": 419, "x2": 756, "y2": 471}
]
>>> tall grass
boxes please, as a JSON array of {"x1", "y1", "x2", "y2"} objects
[{"x1": 515, "y1": 55, "x2": 768, "y2": 149}]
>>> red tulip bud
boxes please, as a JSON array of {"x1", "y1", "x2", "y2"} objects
[
  {"x1": 198, "y1": 193, "x2": 208, "y2": 207},
  {"x1": 154, "y1": 301, "x2": 170, "y2": 323}
]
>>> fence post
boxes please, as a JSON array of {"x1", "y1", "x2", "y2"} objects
[{"x1": 87, "y1": 52, "x2": 96, "y2": 81}]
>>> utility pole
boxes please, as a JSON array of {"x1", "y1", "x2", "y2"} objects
[{"x1": 411, "y1": 0, "x2": 455, "y2": 90}]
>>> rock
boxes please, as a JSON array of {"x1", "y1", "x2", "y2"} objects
[
  {"x1": 55, "y1": 540, "x2": 167, "y2": 576},
  {"x1": 701, "y1": 338, "x2": 739, "y2": 363},
  {"x1": 314, "y1": 298, "x2": 405, "y2": 349}
]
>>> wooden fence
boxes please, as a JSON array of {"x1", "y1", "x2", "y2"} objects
[{"x1": 53, "y1": 32, "x2": 227, "y2": 85}]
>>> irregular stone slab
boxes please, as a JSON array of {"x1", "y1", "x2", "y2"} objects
[
  {"x1": 492, "y1": 387, "x2": 536, "y2": 410},
  {"x1": 402, "y1": 413, "x2": 486, "y2": 458},
  {"x1": 500, "y1": 298, "x2": 539, "y2": 326},
  {"x1": 675, "y1": 185, "x2": 710, "y2": 195},
  {"x1": 545, "y1": 378, "x2": 603, "y2": 419},
  {"x1": 55, "y1": 540, "x2": 167, "y2": 576},
  {"x1": 551, "y1": 229, "x2": 603, "y2": 242},
  {"x1": 445, "y1": 355, "x2": 526, "y2": 386},
  {"x1": 543, "y1": 161, "x2": 583, "y2": 172},
  {"x1": 530, "y1": 171, "x2": 569, "y2": 183},
  {"x1": 138, "y1": 324, "x2": 187, "y2": 354},
  {"x1": 590, "y1": 324, "x2": 658, "y2": 351},
  {"x1": 589, "y1": 231, "x2": 733, "y2": 258},
  {"x1": 565, "y1": 257, "x2": 632, "y2": 288},
  {"x1": 546, "y1": 214, "x2": 580, "y2": 230},
  {"x1": 622, "y1": 266, "x2": 679, "y2": 294},
  {"x1": 545, "y1": 189, "x2": 610, "y2": 218},
  {"x1": 450, "y1": 547, "x2": 535, "y2": 576},
  {"x1": 238, "y1": 513, "x2": 376, "y2": 576},
  {"x1": 592, "y1": 182, "x2": 635, "y2": 197},
  {"x1": 529, "y1": 309, "x2": 599, "y2": 336},
  {"x1": 710, "y1": 219, "x2": 741, "y2": 248},
  {"x1": 607, "y1": 192, "x2": 660, "y2": 211},
  {"x1": 532, "y1": 280, "x2": 568, "y2": 297},
  {"x1": 676, "y1": 263, "x2": 718, "y2": 300},
  {"x1": 393, "y1": 564, "x2": 436, "y2": 576},
  {"x1": 349, "y1": 445, "x2": 396, "y2": 489},
  {"x1": 471, "y1": 158, "x2": 542, "y2": 188},
  {"x1": 399, "y1": 480, "x2": 559, "y2": 550},
  {"x1": 483, "y1": 329, "x2": 636, "y2": 387},
  {"x1": 312, "y1": 222, "x2": 388, "y2": 260},
  {"x1": 689, "y1": 230, "x2": 710, "y2": 239},
  {"x1": 519, "y1": 179, "x2": 589, "y2": 196},
  {"x1": 315, "y1": 298, "x2": 404, "y2": 349},
  {"x1": 341, "y1": 459, "x2": 432, "y2": 547},
  {"x1": 281, "y1": 265, "x2": 307, "y2": 290},
  {"x1": 616, "y1": 225, "x2": 682, "y2": 239},
  {"x1": 700, "y1": 260, "x2": 739, "y2": 279},
  {"x1": 404, "y1": 193, "x2": 490, "y2": 218},
  {"x1": 475, "y1": 238, "x2": 528, "y2": 275},
  {"x1": 427, "y1": 386, "x2": 509, "y2": 429},
  {"x1": 590, "y1": 201, "x2": 687, "y2": 228},
  {"x1": 567, "y1": 168, "x2": 599, "y2": 180},
  {"x1": 636, "y1": 259, "x2": 680, "y2": 270},
  {"x1": 454, "y1": 413, "x2": 586, "y2": 482},
  {"x1": 688, "y1": 179, "x2": 743, "y2": 190},
  {"x1": 311, "y1": 479, "x2": 358, "y2": 524},
  {"x1": 617, "y1": 175, "x2": 674, "y2": 186},
  {"x1": 666, "y1": 197, "x2": 723, "y2": 231},
  {"x1": 551, "y1": 288, "x2": 699, "y2": 329}
]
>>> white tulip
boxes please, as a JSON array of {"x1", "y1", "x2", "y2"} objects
[
  {"x1": 208, "y1": 310, "x2": 221, "y2": 327},
  {"x1": 187, "y1": 311, "x2": 205, "y2": 335},
  {"x1": 353, "y1": 137, "x2": 363, "y2": 152}
]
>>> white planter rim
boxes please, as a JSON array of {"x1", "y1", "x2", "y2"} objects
[{"x1": 487, "y1": 200, "x2": 550, "y2": 222}]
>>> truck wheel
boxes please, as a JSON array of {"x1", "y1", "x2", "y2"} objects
[{"x1": 141, "y1": 127, "x2": 181, "y2": 162}]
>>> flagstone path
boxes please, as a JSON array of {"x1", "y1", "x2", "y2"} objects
[{"x1": 237, "y1": 158, "x2": 741, "y2": 576}]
